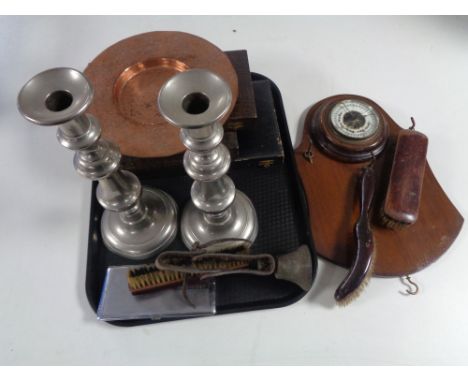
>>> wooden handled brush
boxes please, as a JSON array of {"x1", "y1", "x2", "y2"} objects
[
  {"x1": 128, "y1": 267, "x2": 185, "y2": 295},
  {"x1": 380, "y1": 125, "x2": 428, "y2": 229},
  {"x1": 335, "y1": 164, "x2": 376, "y2": 305},
  {"x1": 127, "y1": 260, "x2": 250, "y2": 296},
  {"x1": 128, "y1": 242, "x2": 314, "y2": 296}
]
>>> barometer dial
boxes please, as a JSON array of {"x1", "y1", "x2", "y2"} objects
[
  {"x1": 330, "y1": 99, "x2": 380, "y2": 140},
  {"x1": 309, "y1": 95, "x2": 388, "y2": 162}
]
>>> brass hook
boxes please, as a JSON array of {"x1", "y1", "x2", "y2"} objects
[
  {"x1": 399, "y1": 275, "x2": 419, "y2": 296},
  {"x1": 303, "y1": 137, "x2": 314, "y2": 163},
  {"x1": 409, "y1": 117, "x2": 416, "y2": 130}
]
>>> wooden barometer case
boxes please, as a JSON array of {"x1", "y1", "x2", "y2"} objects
[{"x1": 295, "y1": 94, "x2": 463, "y2": 277}]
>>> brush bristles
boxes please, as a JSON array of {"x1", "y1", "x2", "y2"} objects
[
  {"x1": 379, "y1": 207, "x2": 410, "y2": 230},
  {"x1": 127, "y1": 260, "x2": 250, "y2": 295},
  {"x1": 193, "y1": 260, "x2": 249, "y2": 271},
  {"x1": 335, "y1": 247, "x2": 376, "y2": 307},
  {"x1": 128, "y1": 265, "x2": 183, "y2": 295}
]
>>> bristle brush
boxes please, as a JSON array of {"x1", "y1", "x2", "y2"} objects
[
  {"x1": 128, "y1": 257, "x2": 252, "y2": 295},
  {"x1": 128, "y1": 242, "x2": 314, "y2": 296},
  {"x1": 380, "y1": 121, "x2": 428, "y2": 229},
  {"x1": 335, "y1": 163, "x2": 376, "y2": 306},
  {"x1": 127, "y1": 266, "x2": 184, "y2": 295}
]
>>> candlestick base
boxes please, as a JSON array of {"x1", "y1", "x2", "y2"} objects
[
  {"x1": 180, "y1": 190, "x2": 258, "y2": 249},
  {"x1": 101, "y1": 188, "x2": 178, "y2": 259}
]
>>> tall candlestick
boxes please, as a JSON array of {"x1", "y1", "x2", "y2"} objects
[
  {"x1": 18, "y1": 67, "x2": 178, "y2": 259},
  {"x1": 159, "y1": 69, "x2": 258, "y2": 248}
]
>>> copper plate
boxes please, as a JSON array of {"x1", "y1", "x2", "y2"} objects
[
  {"x1": 295, "y1": 94, "x2": 464, "y2": 277},
  {"x1": 84, "y1": 31, "x2": 239, "y2": 158}
]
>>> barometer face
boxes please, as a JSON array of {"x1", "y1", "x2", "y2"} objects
[{"x1": 330, "y1": 99, "x2": 380, "y2": 140}]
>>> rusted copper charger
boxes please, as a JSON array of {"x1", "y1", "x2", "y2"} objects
[{"x1": 84, "y1": 31, "x2": 239, "y2": 158}]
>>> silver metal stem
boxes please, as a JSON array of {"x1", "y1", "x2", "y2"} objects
[
  {"x1": 159, "y1": 69, "x2": 258, "y2": 248},
  {"x1": 18, "y1": 67, "x2": 177, "y2": 259}
]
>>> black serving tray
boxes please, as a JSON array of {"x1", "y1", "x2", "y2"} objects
[{"x1": 85, "y1": 73, "x2": 318, "y2": 326}]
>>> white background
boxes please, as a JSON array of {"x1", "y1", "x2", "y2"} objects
[{"x1": 1, "y1": 16, "x2": 467, "y2": 365}]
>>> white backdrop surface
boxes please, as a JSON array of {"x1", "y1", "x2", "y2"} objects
[{"x1": 1, "y1": 16, "x2": 467, "y2": 365}]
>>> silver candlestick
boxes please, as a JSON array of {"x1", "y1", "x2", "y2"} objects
[
  {"x1": 18, "y1": 67, "x2": 178, "y2": 260},
  {"x1": 158, "y1": 69, "x2": 258, "y2": 248}
]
